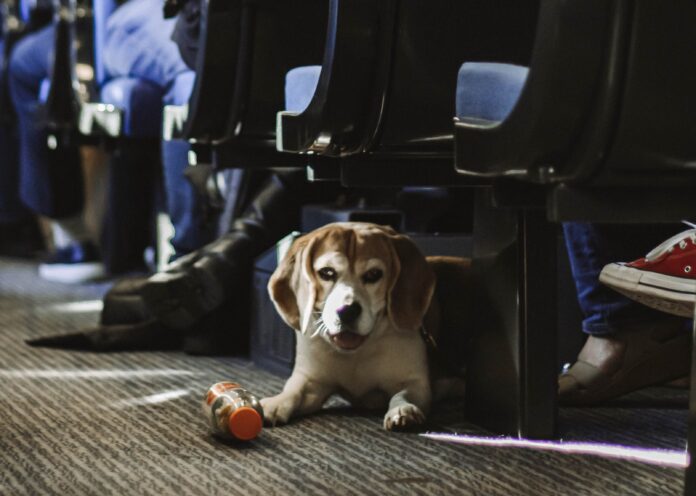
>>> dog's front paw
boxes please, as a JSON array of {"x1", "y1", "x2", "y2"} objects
[
  {"x1": 383, "y1": 404, "x2": 426, "y2": 431},
  {"x1": 260, "y1": 395, "x2": 296, "y2": 426}
]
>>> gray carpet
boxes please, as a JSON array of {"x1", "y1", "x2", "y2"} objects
[{"x1": 0, "y1": 257, "x2": 687, "y2": 495}]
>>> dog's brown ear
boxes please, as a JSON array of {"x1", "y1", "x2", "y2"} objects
[
  {"x1": 387, "y1": 234, "x2": 436, "y2": 331},
  {"x1": 268, "y1": 234, "x2": 317, "y2": 331}
]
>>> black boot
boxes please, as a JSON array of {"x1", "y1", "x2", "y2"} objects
[
  {"x1": 139, "y1": 170, "x2": 312, "y2": 331},
  {"x1": 26, "y1": 169, "x2": 332, "y2": 353}
]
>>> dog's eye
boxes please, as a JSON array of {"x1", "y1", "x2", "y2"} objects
[
  {"x1": 317, "y1": 267, "x2": 337, "y2": 281},
  {"x1": 362, "y1": 268, "x2": 383, "y2": 284}
]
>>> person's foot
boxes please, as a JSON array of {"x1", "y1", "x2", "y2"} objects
[
  {"x1": 558, "y1": 316, "x2": 690, "y2": 405},
  {"x1": 600, "y1": 228, "x2": 696, "y2": 318},
  {"x1": 0, "y1": 218, "x2": 45, "y2": 258},
  {"x1": 38, "y1": 241, "x2": 107, "y2": 284}
]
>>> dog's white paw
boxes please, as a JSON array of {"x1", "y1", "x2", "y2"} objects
[
  {"x1": 260, "y1": 395, "x2": 296, "y2": 426},
  {"x1": 383, "y1": 404, "x2": 426, "y2": 431}
]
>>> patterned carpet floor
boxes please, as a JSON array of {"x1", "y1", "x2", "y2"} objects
[{"x1": 0, "y1": 257, "x2": 687, "y2": 495}]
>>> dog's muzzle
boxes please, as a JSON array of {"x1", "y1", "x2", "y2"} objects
[{"x1": 329, "y1": 302, "x2": 367, "y2": 350}]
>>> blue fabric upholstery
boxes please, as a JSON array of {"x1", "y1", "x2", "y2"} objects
[
  {"x1": 20, "y1": 0, "x2": 32, "y2": 24},
  {"x1": 93, "y1": 0, "x2": 119, "y2": 86},
  {"x1": 164, "y1": 70, "x2": 195, "y2": 106},
  {"x1": 285, "y1": 65, "x2": 321, "y2": 113},
  {"x1": 456, "y1": 62, "x2": 528, "y2": 123},
  {"x1": 100, "y1": 77, "x2": 163, "y2": 137},
  {"x1": 38, "y1": 77, "x2": 49, "y2": 103}
]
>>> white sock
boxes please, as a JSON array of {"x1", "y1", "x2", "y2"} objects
[{"x1": 51, "y1": 215, "x2": 91, "y2": 249}]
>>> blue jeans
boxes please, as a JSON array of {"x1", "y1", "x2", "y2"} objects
[
  {"x1": 161, "y1": 140, "x2": 215, "y2": 255},
  {"x1": 0, "y1": 38, "x2": 28, "y2": 224},
  {"x1": 104, "y1": 0, "x2": 209, "y2": 256},
  {"x1": 8, "y1": 25, "x2": 84, "y2": 219},
  {"x1": 6, "y1": 0, "x2": 208, "y2": 255},
  {"x1": 563, "y1": 222, "x2": 681, "y2": 335}
]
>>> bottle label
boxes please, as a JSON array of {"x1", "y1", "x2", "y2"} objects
[{"x1": 205, "y1": 382, "x2": 241, "y2": 406}]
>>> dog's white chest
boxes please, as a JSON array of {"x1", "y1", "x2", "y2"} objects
[{"x1": 295, "y1": 331, "x2": 429, "y2": 399}]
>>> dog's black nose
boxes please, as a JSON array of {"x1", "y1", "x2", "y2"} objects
[{"x1": 336, "y1": 302, "x2": 362, "y2": 324}]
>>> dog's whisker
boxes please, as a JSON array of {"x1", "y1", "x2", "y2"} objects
[
  {"x1": 307, "y1": 317, "x2": 328, "y2": 340},
  {"x1": 310, "y1": 321, "x2": 324, "y2": 338}
]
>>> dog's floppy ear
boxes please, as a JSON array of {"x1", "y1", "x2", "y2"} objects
[
  {"x1": 387, "y1": 234, "x2": 436, "y2": 331},
  {"x1": 268, "y1": 234, "x2": 319, "y2": 331}
]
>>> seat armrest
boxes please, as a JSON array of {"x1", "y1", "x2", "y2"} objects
[
  {"x1": 179, "y1": 0, "x2": 246, "y2": 143},
  {"x1": 163, "y1": 104, "x2": 188, "y2": 141},
  {"x1": 454, "y1": 0, "x2": 630, "y2": 183},
  {"x1": 277, "y1": 0, "x2": 395, "y2": 156}
]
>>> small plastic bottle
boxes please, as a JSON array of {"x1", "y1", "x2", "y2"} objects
[{"x1": 203, "y1": 382, "x2": 264, "y2": 441}]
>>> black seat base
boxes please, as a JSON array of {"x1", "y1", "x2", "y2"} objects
[{"x1": 465, "y1": 188, "x2": 558, "y2": 439}]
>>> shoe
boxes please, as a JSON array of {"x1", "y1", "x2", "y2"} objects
[
  {"x1": 599, "y1": 228, "x2": 696, "y2": 318},
  {"x1": 558, "y1": 317, "x2": 690, "y2": 405},
  {"x1": 0, "y1": 218, "x2": 45, "y2": 258},
  {"x1": 39, "y1": 242, "x2": 107, "y2": 284}
]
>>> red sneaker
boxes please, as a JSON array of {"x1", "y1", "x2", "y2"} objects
[{"x1": 599, "y1": 228, "x2": 696, "y2": 318}]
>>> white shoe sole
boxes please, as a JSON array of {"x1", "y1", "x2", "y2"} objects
[
  {"x1": 599, "y1": 263, "x2": 696, "y2": 318},
  {"x1": 38, "y1": 262, "x2": 107, "y2": 284}
]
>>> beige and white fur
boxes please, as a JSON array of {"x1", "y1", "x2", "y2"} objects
[{"x1": 261, "y1": 222, "x2": 468, "y2": 431}]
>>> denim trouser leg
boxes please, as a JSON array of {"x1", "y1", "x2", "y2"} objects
[
  {"x1": 161, "y1": 140, "x2": 215, "y2": 256},
  {"x1": 563, "y1": 222, "x2": 682, "y2": 335},
  {"x1": 0, "y1": 39, "x2": 28, "y2": 224},
  {"x1": 104, "y1": 2, "x2": 205, "y2": 257},
  {"x1": 0, "y1": 122, "x2": 26, "y2": 223},
  {"x1": 103, "y1": 0, "x2": 189, "y2": 87},
  {"x1": 8, "y1": 25, "x2": 83, "y2": 219}
]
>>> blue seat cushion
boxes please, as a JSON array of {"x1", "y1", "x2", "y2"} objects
[
  {"x1": 285, "y1": 65, "x2": 321, "y2": 113},
  {"x1": 456, "y1": 62, "x2": 528, "y2": 123},
  {"x1": 38, "y1": 78, "x2": 50, "y2": 103},
  {"x1": 164, "y1": 70, "x2": 195, "y2": 107},
  {"x1": 100, "y1": 77, "x2": 163, "y2": 137}
]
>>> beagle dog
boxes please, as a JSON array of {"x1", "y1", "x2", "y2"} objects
[{"x1": 261, "y1": 222, "x2": 471, "y2": 431}]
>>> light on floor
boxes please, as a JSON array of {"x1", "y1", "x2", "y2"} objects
[
  {"x1": 421, "y1": 433, "x2": 687, "y2": 468},
  {"x1": 0, "y1": 369, "x2": 199, "y2": 379},
  {"x1": 48, "y1": 300, "x2": 104, "y2": 314},
  {"x1": 110, "y1": 389, "x2": 191, "y2": 408}
]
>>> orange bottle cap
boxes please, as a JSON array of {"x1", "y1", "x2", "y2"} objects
[{"x1": 229, "y1": 406, "x2": 263, "y2": 441}]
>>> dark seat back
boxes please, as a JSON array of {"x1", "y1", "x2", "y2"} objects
[
  {"x1": 183, "y1": 0, "x2": 327, "y2": 154},
  {"x1": 180, "y1": 0, "x2": 245, "y2": 143},
  {"x1": 454, "y1": 0, "x2": 629, "y2": 183},
  {"x1": 591, "y1": 0, "x2": 696, "y2": 188},
  {"x1": 280, "y1": 0, "x2": 538, "y2": 161}
]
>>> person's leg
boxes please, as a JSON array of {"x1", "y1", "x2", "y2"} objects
[
  {"x1": 0, "y1": 121, "x2": 44, "y2": 257},
  {"x1": 563, "y1": 222, "x2": 676, "y2": 335},
  {"x1": 0, "y1": 123, "x2": 26, "y2": 223},
  {"x1": 104, "y1": 0, "x2": 212, "y2": 257},
  {"x1": 161, "y1": 139, "x2": 216, "y2": 258},
  {"x1": 0, "y1": 40, "x2": 44, "y2": 257},
  {"x1": 103, "y1": 0, "x2": 189, "y2": 90},
  {"x1": 8, "y1": 25, "x2": 84, "y2": 220},
  {"x1": 8, "y1": 26, "x2": 104, "y2": 281},
  {"x1": 560, "y1": 222, "x2": 690, "y2": 404}
]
